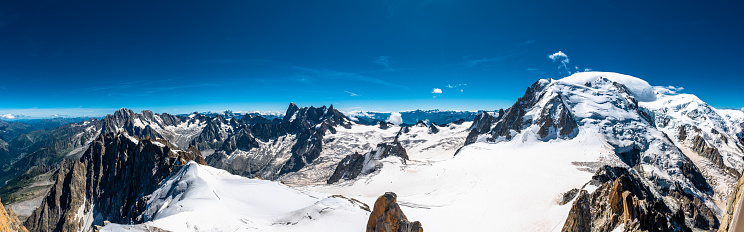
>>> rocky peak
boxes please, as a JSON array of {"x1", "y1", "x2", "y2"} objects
[
  {"x1": 413, "y1": 120, "x2": 427, "y2": 127},
  {"x1": 24, "y1": 132, "x2": 206, "y2": 232},
  {"x1": 428, "y1": 123, "x2": 439, "y2": 134},
  {"x1": 464, "y1": 111, "x2": 498, "y2": 145},
  {"x1": 327, "y1": 141, "x2": 408, "y2": 184},
  {"x1": 366, "y1": 192, "x2": 423, "y2": 232},
  {"x1": 283, "y1": 103, "x2": 301, "y2": 122}
]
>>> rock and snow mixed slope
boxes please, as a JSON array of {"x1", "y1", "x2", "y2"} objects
[{"x1": 101, "y1": 161, "x2": 371, "y2": 232}]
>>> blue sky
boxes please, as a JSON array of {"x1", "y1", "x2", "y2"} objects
[{"x1": 1, "y1": 0, "x2": 742, "y2": 117}]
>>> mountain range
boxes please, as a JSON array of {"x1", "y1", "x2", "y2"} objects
[{"x1": 1, "y1": 71, "x2": 743, "y2": 231}]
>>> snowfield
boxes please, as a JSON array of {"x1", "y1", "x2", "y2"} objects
[{"x1": 307, "y1": 125, "x2": 614, "y2": 232}]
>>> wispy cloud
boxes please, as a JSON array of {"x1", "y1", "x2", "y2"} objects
[
  {"x1": 548, "y1": 51, "x2": 571, "y2": 74},
  {"x1": 375, "y1": 56, "x2": 394, "y2": 71},
  {"x1": 344, "y1": 91, "x2": 359, "y2": 97},
  {"x1": 445, "y1": 83, "x2": 467, "y2": 92},
  {"x1": 210, "y1": 59, "x2": 405, "y2": 88},
  {"x1": 56, "y1": 78, "x2": 186, "y2": 96},
  {"x1": 461, "y1": 55, "x2": 511, "y2": 67}
]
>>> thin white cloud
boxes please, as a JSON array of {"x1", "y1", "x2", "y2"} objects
[
  {"x1": 444, "y1": 84, "x2": 466, "y2": 92},
  {"x1": 462, "y1": 55, "x2": 511, "y2": 67},
  {"x1": 375, "y1": 56, "x2": 393, "y2": 71},
  {"x1": 209, "y1": 59, "x2": 406, "y2": 89},
  {"x1": 344, "y1": 91, "x2": 359, "y2": 97},
  {"x1": 667, "y1": 86, "x2": 684, "y2": 91},
  {"x1": 548, "y1": 51, "x2": 571, "y2": 74},
  {"x1": 432, "y1": 88, "x2": 443, "y2": 94},
  {"x1": 654, "y1": 86, "x2": 685, "y2": 95}
]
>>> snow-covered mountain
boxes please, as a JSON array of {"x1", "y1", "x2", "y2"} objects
[
  {"x1": 345, "y1": 109, "x2": 482, "y2": 125},
  {"x1": 7, "y1": 71, "x2": 744, "y2": 232}
]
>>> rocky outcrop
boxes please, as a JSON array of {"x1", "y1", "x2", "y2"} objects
[
  {"x1": 327, "y1": 153, "x2": 365, "y2": 184},
  {"x1": 464, "y1": 111, "x2": 498, "y2": 145},
  {"x1": 327, "y1": 142, "x2": 408, "y2": 184},
  {"x1": 0, "y1": 197, "x2": 28, "y2": 232},
  {"x1": 536, "y1": 96, "x2": 578, "y2": 140},
  {"x1": 690, "y1": 135, "x2": 740, "y2": 177},
  {"x1": 366, "y1": 192, "x2": 422, "y2": 232},
  {"x1": 24, "y1": 132, "x2": 205, "y2": 232},
  {"x1": 720, "y1": 165, "x2": 744, "y2": 232},
  {"x1": 562, "y1": 166, "x2": 692, "y2": 232},
  {"x1": 428, "y1": 123, "x2": 439, "y2": 134}
]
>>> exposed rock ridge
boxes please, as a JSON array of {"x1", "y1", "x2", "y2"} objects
[
  {"x1": 328, "y1": 141, "x2": 408, "y2": 184},
  {"x1": 561, "y1": 165, "x2": 719, "y2": 232},
  {"x1": 204, "y1": 103, "x2": 355, "y2": 180},
  {"x1": 24, "y1": 131, "x2": 205, "y2": 232},
  {"x1": 464, "y1": 79, "x2": 578, "y2": 143},
  {"x1": 690, "y1": 134, "x2": 740, "y2": 177},
  {"x1": 366, "y1": 192, "x2": 423, "y2": 232}
]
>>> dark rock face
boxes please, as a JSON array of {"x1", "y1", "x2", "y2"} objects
[
  {"x1": 680, "y1": 154, "x2": 714, "y2": 195},
  {"x1": 24, "y1": 132, "x2": 206, "y2": 232},
  {"x1": 536, "y1": 96, "x2": 578, "y2": 140},
  {"x1": 204, "y1": 103, "x2": 355, "y2": 180},
  {"x1": 366, "y1": 192, "x2": 423, "y2": 232},
  {"x1": 379, "y1": 122, "x2": 391, "y2": 130},
  {"x1": 464, "y1": 80, "x2": 578, "y2": 144},
  {"x1": 278, "y1": 105, "x2": 355, "y2": 175},
  {"x1": 690, "y1": 135, "x2": 740, "y2": 177},
  {"x1": 327, "y1": 142, "x2": 408, "y2": 184},
  {"x1": 562, "y1": 165, "x2": 693, "y2": 232},
  {"x1": 464, "y1": 111, "x2": 498, "y2": 145},
  {"x1": 490, "y1": 80, "x2": 549, "y2": 140},
  {"x1": 428, "y1": 123, "x2": 440, "y2": 134},
  {"x1": 561, "y1": 190, "x2": 591, "y2": 232},
  {"x1": 373, "y1": 142, "x2": 409, "y2": 161},
  {"x1": 327, "y1": 153, "x2": 365, "y2": 184}
]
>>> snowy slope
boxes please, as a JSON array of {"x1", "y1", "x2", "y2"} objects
[
  {"x1": 307, "y1": 127, "x2": 609, "y2": 231},
  {"x1": 642, "y1": 92, "x2": 744, "y2": 206},
  {"x1": 101, "y1": 161, "x2": 370, "y2": 232}
]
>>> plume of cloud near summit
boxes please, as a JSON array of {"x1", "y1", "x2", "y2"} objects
[{"x1": 548, "y1": 51, "x2": 571, "y2": 74}]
